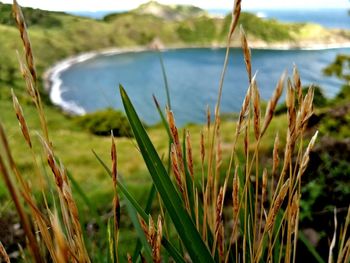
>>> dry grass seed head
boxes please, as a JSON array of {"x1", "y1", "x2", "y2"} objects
[
  {"x1": 215, "y1": 186, "x2": 224, "y2": 235},
  {"x1": 148, "y1": 216, "x2": 156, "y2": 245},
  {"x1": 12, "y1": 0, "x2": 37, "y2": 83},
  {"x1": 11, "y1": 90, "x2": 32, "y2": 148},
  {"x1": 229, "y1": 0, "x2": 242, "y2": 39},
  {"x1": 265, "y1": 179, "x2": 289, "y2": 232},
  {"x1": 167, "y1": 109, "x2": 184, "y2": 172},
  {"x1": 207, "y1": 105, "x2": 211, "y2": 131},
  {"x1": 41, "y1": 138, "x2": 63, "y2": 189},
  {"x1": 154, "y1": 215, "x2": 162, "y2": 263},
  {"x1": 200, "y1": 130, "x2": 205, "y2": 164},
  {"x1": 218, "y1": 222, "x2": 225, "y2": 260},
  {"x1": 127, "y1": 253, "x2": 133, "y2": 263},
  {"x1": 51, "y1": 213, "x2": 70, "y2": 263},
  {"x1": 262, "y1": 168, "x2": 268, "y2": 202},
  {"x1": 16, "y1": 51, "x2": 37, "y2": 101},
  {"x1": 296, "y1": 86, "x2": 314, "y2": 133},
  {"x1": 261, "y1": 72, "x2": 286, "y2": 136},
  {"x1": 138, "y1": 215, "x2": 150, "y2": 242},
  {"x1": 236, "y1": 83, "x2": 252, "y2": 137},
  {"x1": 171, "y1": 144, "x2": 184, "y2": 195},
  {"x1": 186, "y1": 130, "x2": 194, "y2": 179},
  {"x1": 111, "y1": 135, "x2": 117, "y2": 186},
  {"x1": 286, "y1": 79, "x2": 296, "y2": 136},
  {"x1": 293, "y1": 65, "x2": 302, "y2": 103},
  {"x1": 272, "y1": 133, "x2": 280, "y2": 178},
  {"x1": 240, "y1": 25, "x2": 252, "y2": 82},
  {"x1": 0, "y1": 241, "x2": 10, "y2": 263},
  {"x1": 290, "y1": 193, "x2": 299, "y2": 233},
  {"x1": 252, "y1": 79, "x2": 261, "y2": 140},
  {"x1": 296, "y1": 131, "x2": 318, "y2": 181}
]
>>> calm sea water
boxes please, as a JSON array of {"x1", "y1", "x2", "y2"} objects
[{"x1": 58, "y1": 47, "x2": 349, "y2": 125}]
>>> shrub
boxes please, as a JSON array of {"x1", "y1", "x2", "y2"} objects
[
  {"x1": 0, "y1": 2, "x2": 62, "y2": 28},
  {"x1": 221, "y1": 12, "x2": 292, "y2": 42},
  {"x1": 74, "y1": 108, "x2": 132, "y2": 137},
  {"x1": 275, "y1": 85, "x2": 327, "y2": 115}
]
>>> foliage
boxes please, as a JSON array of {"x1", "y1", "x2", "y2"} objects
[
  {"x1": 323, "y1": 54, "x2": 350, "y2": 83},
  {"x1": 275, "y1": 85, "x2": 327, "y2": 115},
  {"x1": 0, "y1": 3, "x2": 62, "y2": 27},
  {"x1": 300, "y1": 138, "x2": 350, "y2": 259},
  {"x1": 222, "y1": 12, "x2": 292, "y2": 41},
  {"x1": 74, "y1": 108, "x2": 132, "y2": 137},
  {"x1": 324, "y1": 54, "x2": 350, "y2": 104},
  {"x1": 176, "y1": 16, "x2": 217, "y2": 43},
  {"x1": 133, "y1": 1, "x2": 206, "y2": 21}
]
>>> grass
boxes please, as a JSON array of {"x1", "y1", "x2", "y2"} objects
[{"x1": 1, "y1": 1, "x2": 350, "y2": 262}]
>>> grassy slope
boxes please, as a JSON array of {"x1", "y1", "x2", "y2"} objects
[{"x1": 0, "y1": 90, "x2": 289, "y2": 207}]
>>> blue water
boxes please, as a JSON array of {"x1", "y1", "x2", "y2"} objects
[{"x1": 59, "y1": 47, "x2": 349, "y2": 125}]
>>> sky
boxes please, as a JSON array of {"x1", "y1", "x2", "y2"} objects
[{"x1": 1, "y1": 0, "x2": 349, "y2": 12}]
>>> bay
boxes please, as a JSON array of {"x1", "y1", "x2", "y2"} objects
[{"x1": 57, "y1": 47, "x2": 349, "y2": 125}]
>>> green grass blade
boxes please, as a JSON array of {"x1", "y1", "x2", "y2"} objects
[
  {"x1": 120, "y1": 85, "x2": 214, "y2": 263},
  {"x1": 158, "y1": 51, "x2": 171, "y2": 110},
  {"x1": 92, "y1": 150, "x2": 148, "y2": 219},
  {"x1": 66, "y1": 170, "x2": 95, "y2": 213},
  {"x1": 152, "y1": 95, "x2": 172, "y2": 141},
  {"x1": 92, "y1": 150, "x2": 186, "y2": 262},
  {"x1": 162, "y1": 239, "x2": 186, "y2": 263},
  {"x1": 299, "y1": 231, "x2": 326, "y2": 263}
]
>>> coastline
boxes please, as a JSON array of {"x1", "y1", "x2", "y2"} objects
[{"x1": 43, "y1": 42, "x2": 350, "y2": 116}]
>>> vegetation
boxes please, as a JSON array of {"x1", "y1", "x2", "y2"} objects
[
  {"x1": 1, "y1": 1, "x2": 350, "y2": 263},
  {"x1": 223, "y1": 12, "x2": 292, "y2": 41},
  {"x1": 74, "y1": 108, "x2": 132, "y2": 137},
  {"x1": 0, "y1": 3, "x2": 63, "y2": 27},
  {"x1": 275, "y1": 85, "x2": 328, "y2": 115},
  {"x1": 323, "y1": 54, "x2": 350, "y2": 104}
]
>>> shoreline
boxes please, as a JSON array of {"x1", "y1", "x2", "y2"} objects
[{"x1": 43, "y1": 42, "x2": 350, "y2": 115}]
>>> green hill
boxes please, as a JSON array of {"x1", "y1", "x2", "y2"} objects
[{"x1": 133, "y1": 1, "x2": 207, "y2": 20}]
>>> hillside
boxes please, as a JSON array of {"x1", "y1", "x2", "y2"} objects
[{"x1": 133, "y1": 1, "x2": 207, "y2": 20}]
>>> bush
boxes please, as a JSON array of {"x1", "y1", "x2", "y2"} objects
[
  {"x1": 221, "y1": 12, "x2": 292, "y2": 42},
  {"x1": 275, "y1": 85, "x2": 327, "y2": 115},
  {"x1": 74, "y1": 108, "x2": 132, "y2": 137},
  {"x1": 0, "y1": 3, "x2": 62, "y2": 28},
  {"x1": 176, "y1": 16, "x2": 216, "y2": 43}
]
